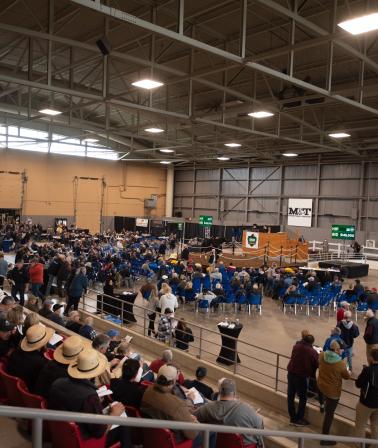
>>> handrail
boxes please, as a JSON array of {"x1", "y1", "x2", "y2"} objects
[
  {"x1": 81, "y1": 288, "x2": 360, "y2": 421},
  {"x1": 0, "y1": 405, "x2": 376, "y2": 448}
]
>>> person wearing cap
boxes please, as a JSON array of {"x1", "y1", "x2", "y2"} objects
[
  {"x1": 336, "y1": 301, "x2": 349, "y2": 323},
  {"x1": 364, "y1": 309, "x2": 378, "y2": 361},
  {"x1": 323, "y1": 327, "x2": 344, "y2": 352},
  {"x1": 48, "y1": 303, "x2": 65, "y2": 326},
  {"x1": 65, "y1": 310, "x2": 82, "y2": 334},
  {"x1": 34, "y1": 335, "x2": 88, "y2": 398},
  {"x1": 184, "y1": 367, "x2": 214, "y2": 401},
  {"x1": 106, "y1": 329, "x2": 121, "y2": 354},
  {"x1": 0, "y1": 317, "x2": 17, "y2": 357},
  {"x1": 7, "y1": 324, "x2": 53, "y2": 391},
  {"x1": 317, "y1": 340, "x2": 351, "y2": 445},
  {"x1": 337, "y1": 310, "x2": 360, "y2": 371},
  {"x1": 141, "y1": 364, "x2": 200, "y2": 445},
  {"x1": 111, "y1": 358, "x2": 145, "y2": 408},
  {"x1": 49, "y1": 348, "x2": 131, "y2": 447},
  {"x1": 194, "y1": 378, "x2": 263, "y2": 448}
]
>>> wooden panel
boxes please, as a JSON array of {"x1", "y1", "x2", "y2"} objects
[
  {"x1": 76, "y1": 179, "x2": 101, "y2": 233},
  {"x1": 0, "y1": 173, "x2": 22, "y2": 208}
]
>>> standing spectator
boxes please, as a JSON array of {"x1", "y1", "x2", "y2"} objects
[
  {"x1": 79, "y1": 316, "x2": 96, "y2": 341},
  {"x1": 336, "y1": 302, "x2": 349, "y2": 323},
  {"x1": 159, "y1": 284, "x2": 178, "y2": 314},
  {"x1": 174, "y1": 319, "x2": 194, "y2": 351},
  {"x1": 56, "y1": 258, "x2": 71, "y2": 298},
  {"x1": 142, "y1": 284, "x2": 159, "y2": 337},
  {"x1": 157, "y1": 308, "x2": 174, "y2": 344},
  {"x1": 353, "y1": 279, "x2": 364, "y2": 298},
  {"x1": 317, "y1": 340, "x2": 351, "y2": 445},
  {"x1": 7, "y1": 261, "x2": 29, "y2": 306},
  {"x1": 44, "y1": 255, "x2": 61, "y2": 298},
  {"x1": 0, "y1": 252, "x2": 8, "y2": 289},
  {"x1": 287, "y1": 333, "x2": 319, "y2": 426},
  {"x1": 354, "y1": 348, "x2": 378, "y2": 441},
  {"x1": 363, "y1": 310, "x2": 378, "y2": 361},
  {"x1": 65, "y1": 266, "x2": 88, "y2": 315},
  {"x1": 337, "y1": 311, "x2": 359, "y2": 371},
  {"x1": 323, "y1": 327, "x2": 344, "y2": 352},
  {"x1": 28, "y1": 258, "x2": 44, "y2": 300}
]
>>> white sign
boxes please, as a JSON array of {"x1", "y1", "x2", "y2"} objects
[
  {"x1": 245, "y1": 231, "x2": 259, "y2": 249},
  {"x1": 287, "y1": 199, "x2": 312, "y2": 227},
  {"x1": 136, "y1": 218, "x2": 149, "y2": 228}
]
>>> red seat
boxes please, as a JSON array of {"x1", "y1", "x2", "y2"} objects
[
  {"x1": 140, "y1": 380, "x2": 154, "y2": 389},
  {"x1": 0, "y1": 361, "x2": 27, "y2": 406},
  {"x1": 216, "y1": 433, "x2": 256, "y2": 448},
  {"x1": 48, "y1": 420, "x2": 120, "y2": 448},
  {"x1": 143, "y1": 428, "x2": 193, "y2": 448},
  {"x1": 44, "y1": 348, "x2": 55, "y2": 361},
  {"x1": 123, "y1": 405, "x2": 142, "y2": 445}
]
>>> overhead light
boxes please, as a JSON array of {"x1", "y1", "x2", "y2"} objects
[
  {"x1": 159, "y1": 149, "x2": 174, "y2": 153},
  {"x1": 39, "y1": 108, "x2": 62, "y2": 116},
  {"x1": 328, "y1": 132, "x2": 351, "y2": 138},
  {"x1": 338, "y1": 13, "x2": 378, "y2": 35},
  {"x1": 132, "y1": 79, "x2": 164, "y2": 89},
  {"x1": 83, "y1": 138, "x2": 99, "y2": 143},
  {"x1": 160, "y1": 161, "x2": 171, "y2": 164},
  {"x1": 217, "y1": 156, "x2": 230, "y2": 161},
  {"x1": 283, "y1": 152, "x2": 298, "y2": 157},
  {"x1": 248, "y1": 111, "x2": 274, "y2": 118},
  {"x1": 224, "y1": 143, "x2": 241, "y2": 147},
  {"x1": 145, "y1": 127, "x2": 164, "y2": 133}
]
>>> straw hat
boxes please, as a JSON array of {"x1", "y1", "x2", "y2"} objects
[
  {"x1": 21, "y1": 324, "x2": 54, "y2": 352},
  {"x1": 53, "y1": 335, "x2": 90, "y2": 365},
  {"x1": 68, "y1": 349, "x2": 108, "y2": 379}
]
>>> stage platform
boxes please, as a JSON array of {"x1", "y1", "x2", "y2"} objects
[{"x1": 318, "y1": 260, "x2": 369, "y2": 278}]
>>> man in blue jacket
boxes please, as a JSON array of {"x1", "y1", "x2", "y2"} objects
[{"x1": 64, "y1": 266, "x2": 88, "y2": 315}]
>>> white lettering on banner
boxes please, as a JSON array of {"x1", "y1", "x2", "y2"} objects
[{"x1": 287, "y1": 199, "x2": 313, "y2": 227}]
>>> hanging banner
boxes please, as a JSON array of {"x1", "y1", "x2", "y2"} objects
[
  {"x1": 136, "y1": 218, "x2": 149, "y2": 228},
  {"x1": 287, "y1": 198, "x2": 312, "y2": 227},
  {"x1": 245, "y1": 231, "x2": 259, "y2": 249}
]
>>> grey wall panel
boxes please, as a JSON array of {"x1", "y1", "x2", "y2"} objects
[
  {"x1": 194, "y1": 209, "x2": 217, "y2": 218},
  {"x1": 284, "y1": 165, "x2": 317, "y2": 179},
  {"x1": 248, "y1": 212, "x2": 277, "y2": 225},
  {"x1": 196, "y1": 181, "x2": 219, "y2": 195},
  {"x1": 174, "y1": 197, "x2": 192, "y2": 208},
  {"x1": 248, "y1": 197, "x2": 278, "y2": 213},
  {"x1": 195, "y1": 198, "x2": 217, "y2": 210},
  {"x1": 196, "y1": 169, "x2": 219, "y2": 181},
  {"x1": 250, "y1": 179, "x2": 280, "y2": 195},
  {"x1": 174, "y1": 181, "x2": 193, "y2": 195},
  {"x1": 321, "y1": 163, "x2": 360, "y2": 178},
  {"x1": 225, "y1": 197, "x2": 247, "y2": 211},
  {"x1": 251, "y1": 167, "x2": 281, "y2": 180},
  {"x1": 283, "y1": 180, "x2": 317, "y2": 196},
  {"x1": 320, "y1": 179, "x2": 359, "y2": 196},
  {"x1": 318, "y1": 199, "x2": 357, "y2": 217},
  {"x1": 221, "y1": 180, "x2": 247, "y2": 195},
  {"x1": 222, "y1": 168, "x2": 248, "y2": 181},
  {"x1": 175, "y1": 170, "x2": 194, "y2": 181}
]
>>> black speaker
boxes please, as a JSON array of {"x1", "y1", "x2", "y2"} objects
[
  {"x1": 96, "y1": 37, "x2": 111, "y2": 55},
  {"x1": 174, "y1": 211, "x2": 183, "y2": 218}
]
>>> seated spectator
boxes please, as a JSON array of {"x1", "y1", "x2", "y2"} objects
[
  {"x1": 49, "y1": 349, "x2": 131, "y2": 447},
  {"x1": 22, "y1": 312, "x2": 40, "y2": 335},
  {"x1": 345, "y1": 284, "x2": 355, "y2": 299},
  {"x1": 25, "y1": 295, "x2": 41, "y2": 313},
  {"x1": 39, "y1": 299, "x2": 54, "y2": 319},
  {"x1": 157, "y1": 308, "x2": 174, "y2": 344},
  {"x1": 7, "y1": 324, "x2": 53, "y2": 391},
  {"x1": 0, "y1": 318, "x2": 17, "y2": 358},
  {"x1": 353, "y1": 279, "x2": 364, "y2": 297},
  {"x1": 337, "y1": 302, "x2": 349, "y2": 323},
  {"x1": 323, "y1": 327, "x2": 344, "y2": 352},
  {"x1": 197, "y1": 289, "x2": 217, "y2": 308},
  {"x1": 194, "y1": 378, "x2": 263, "y2": 447},
  {"x1": 111, "y1": 358, "x2": 145, "y2": 408},
  {"x1": 65, "y1": 310, "x2": 82, "y2": 334},
  {"x1": 111, "y1": 337, "x2": 134, "y2": 361},
  {"x1": 0, "y1": 296, "x2": 15, "y2": 318},
  {"x1": 141, "y1": 365, "x2": 200, "y2": 446},
  {"x1": 49, "y1": 303, "x2": 65, "y2": 326},
  {"x1": 6, "y1": 305, "x2": 24, "y2": 345},
  {"x1": 79, "y1": 316, "x2": 96, "y2": 340},
  {"x1": 150, "y1": 349, "x2": 185, "y2": 385},
  {"x1": 106, "y1": 329, "x2": 121, "y2": 353},
  {"x1": 35, "y1": 335, "x2": 88, "y2": 398},
  {"x1": 184, "y1": 366, "x2": 214, "y2": 401},
  {"x1": 174, "y1": 319, "x2": 194, "y2": 351}
]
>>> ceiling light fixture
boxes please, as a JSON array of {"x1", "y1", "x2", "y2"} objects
[
  {"x1": 217, "y1": 156, "x2": 230, "y2": 161},
  {"x1": 160, "y1": 161, "x2": 171, "y2": 164},
  {"x1": 328, "y1": 132, "x2": 351, "y2": 138},
  {"x1": 338, "y1": 13, "x2": 378, "y2": 35},
  {"x1": 248, "y1": 111, "x2": 274, "y2": 118},
  {"x1": 39, "y1": 108, "x2": 62, "y2": 116},
  {"x1": 224, "y1": 143, "x2": 241, "y2": 147},
  {"x1": 132, "y1": 79, "x2": 164, "y2": 89},
  {"x1": 145, "y1": 127, "x2": 164, "y2": 133},
  {"x1": 159, "y1": 149, "x2": 174, "y2": 153},
  {"x1": 83, "y1": 138, "x2": 99, "y2": 143},
  {"x1": 282, "y1": 153, "x2": 298, "y2": 157}
]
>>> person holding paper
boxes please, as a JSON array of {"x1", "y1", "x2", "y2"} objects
[{"x1": 7, "y1": 323, "x2": 53, "y2": 391}]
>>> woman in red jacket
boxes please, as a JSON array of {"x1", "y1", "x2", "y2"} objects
[{"x1": 28, "y1": 257, "x2": 44, "y2": 299}]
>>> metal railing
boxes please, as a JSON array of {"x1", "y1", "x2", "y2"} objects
[
  {"x1": 1, "y1": 405, "x2": 376, "y2": 448},
  {"x1": 80, "y1": 288, "x2": 360, "y2": 422}
]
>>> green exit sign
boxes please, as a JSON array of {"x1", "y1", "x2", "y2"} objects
[
  {"x1": 331, "y1": 224, "x2": 356, "y2": 240},
  {"x1": 199, "y1": 215, "x2": 213, "y2": 226}
]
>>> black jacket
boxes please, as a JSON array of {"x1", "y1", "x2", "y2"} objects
[
  {"x1": 364, "y1": 317, "x2": 378, "y2": 345},
  {"x1": 175, "y1": 327, "x2": 194, "y2": 351},
  {"x1": 356, "y1": 364, "x2": 378, "y2": 408},
  {"x1": 184, "y1": 379, "x2": 214, "y2": 400},
  {"x1": 34, "y1": 360, "x2": 68, "y2": 398},
  {"x1": 7, "y1": 348, "x2": 48, "y2": 392},
  {"x1": 110, "y1": 379, "x2": 145, "y2": 408}
]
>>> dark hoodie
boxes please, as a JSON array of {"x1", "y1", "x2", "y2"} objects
[
  {"x1": 337, "y1": 319, "x2": 360, "y2": 348},
  {"x1": 355, "y1": 364, "x2": 378, "y2": 408}
]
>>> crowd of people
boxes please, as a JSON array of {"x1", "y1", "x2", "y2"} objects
[{"x1": 0, "y1": 221, "x2": 378, "y2": 446}]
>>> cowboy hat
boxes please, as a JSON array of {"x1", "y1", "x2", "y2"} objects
[
  {"x1": 21, "y1": 324, "x2": 54, "y2": 352},
  {"x1": 54, "y1": 335, "x2": 90, "y2": 365},
  {"x1": 68, "y1": 348, "x2": 108, "y2": 379}
]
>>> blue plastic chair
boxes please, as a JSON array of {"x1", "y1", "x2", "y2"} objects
[
  {"x1": 192, "y1": 277, "x2": 202, "y2": 294},
  {"x1": 202, "y1": 275, "x2": 211, "y2": 291},
  {"x1": 247, "y1": 293, "x2": 262, "y2": 315}
]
